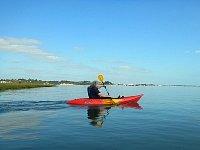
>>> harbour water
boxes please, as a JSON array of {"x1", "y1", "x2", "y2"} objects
[{"x1": 0, "y1": 85, "x2": 200, "y2": 150}]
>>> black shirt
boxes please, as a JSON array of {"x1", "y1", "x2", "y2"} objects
[{"x1": 87, "y1": 85, "x2": 100, "y2": 98}]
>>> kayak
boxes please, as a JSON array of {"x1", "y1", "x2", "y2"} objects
[{"x1": 67, "y1": 94, "x2": 144, "y2": 106}]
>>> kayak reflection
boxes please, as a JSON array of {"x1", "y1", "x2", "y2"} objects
[
  {"x1": 120, "y1": 102, "x2": 142, "y2": 109},
  {"x1": 87, "y1": 102, "x2": 142, "y2": 128}
]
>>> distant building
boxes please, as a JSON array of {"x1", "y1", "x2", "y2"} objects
[{"x1": 0, "y1": 81, "x2": 10, "y2": 83}]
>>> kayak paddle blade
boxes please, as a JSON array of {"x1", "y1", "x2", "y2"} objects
[{"x1": 98, "y1": 74, "x2": 104, "y2": 82}]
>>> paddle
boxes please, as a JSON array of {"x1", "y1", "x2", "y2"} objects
[{"x1": 98, "y1": 74, "x2": 110, "y2": 96}]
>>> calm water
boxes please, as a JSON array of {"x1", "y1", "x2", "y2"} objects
[{"x1": 0, "y1": 85, "x2": 200, "y2": 150}]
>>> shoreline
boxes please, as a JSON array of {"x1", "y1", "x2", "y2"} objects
[
  {"x1": 1, "y1": 78, "x2": 199, "y2": 91},
  {"x1": 1, "y1": 83, "x2": 199, "y2": 91},
  {"x1": 0, "y1": 83, "x2": 55, "y2": 91}
]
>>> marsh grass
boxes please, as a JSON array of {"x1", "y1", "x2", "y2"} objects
[{"x1": 0, "y1": 82, "x2": 54, "y2": 90}]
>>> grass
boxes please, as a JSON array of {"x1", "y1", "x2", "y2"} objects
[{"x1": 0, "y1": 82, "x2": 55, "y2": 91}]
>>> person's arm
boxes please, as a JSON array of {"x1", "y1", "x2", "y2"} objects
[
  {"x1": 95, "y1": 86, "x2": 111, "y2": 97},
  {"x1": 98, "y1": 93, "x2": 106, "y2": 97},
  {"x1": 98, "y1": 93, "x2": 111, "y2": 97}
]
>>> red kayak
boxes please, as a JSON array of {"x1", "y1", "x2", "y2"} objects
[{"x1": 67, "y1": 94, "x2": 144, "y2": 106}]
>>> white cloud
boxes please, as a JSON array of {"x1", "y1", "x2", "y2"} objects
[
  {"x1": 185, "y1": 50, "x2": 200, "y2": 54},
  {"x1": 194, "y1": 50, "x2": 200, "y2": 54},
  {"x1": 119, "y1": 65, "x2": 130, "y2": 70},
  {"x1": 0, "y1": 37, "x2": 62, "y2": 62},
  {"x1": 0, "y1": 37, "x2": 40, "y2": 45},
  {"x1": 91, "y1": 58, "x2": 150, "y2": 74},
  {"x1": 43, "y1": 55, "x2": 63, "y2": 62},
  {"x1": 61, "y1": 62, "x2": 101, "y2": 72},
  {"x1": 93, "y1": 59, "x2": 127, "y2": 65},
  {"x1": 111, "y1": 65, "x2": 150, "y2": 74}
]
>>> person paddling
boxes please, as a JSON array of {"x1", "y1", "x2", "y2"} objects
[{"x1": 87, "y1": 81, "x2": 111, "y2": 98}]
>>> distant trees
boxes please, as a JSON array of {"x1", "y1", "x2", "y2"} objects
[
  {"x1": 104, "y1": 81, "x2": 113, "y2": 85},
  {"x1": 0, "y1": 79, "x2": 114, "y2": 85}
]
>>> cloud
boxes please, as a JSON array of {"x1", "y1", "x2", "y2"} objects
[
  {"x1": 111, "y1": 65, "x2": 150, "y2": 74},
  {"x1": 93, "y1": 59, "x2": 127, "y2": 65},
  {"x1": 0, "y1": 37, "x2": 40, "y2": 45},
  {"x1": 185, "y1": 50, "x2": 200, "y2": 54},
  {"x1": 43, "y1": 55, "x2": 63, "y2": 62},
  {"x1": 194, "y1": 50, "x2": 200, "y2": 54},
  {"x1": 91, "y1": 58, "x2": 150, "y2": 74},
  {"x1": 0, "y1": 37, "x2": 62, "y2": 62},
  {"x1": 62, "y1": 61, "x2": 101, "y2": 72},
  {"x1": 119, "y1": 65, "x2": 130, "y2": 70}
]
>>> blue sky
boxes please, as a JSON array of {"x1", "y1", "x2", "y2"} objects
[{"x1": 1, "y1": 0, "x2": 200, "y2": 85}]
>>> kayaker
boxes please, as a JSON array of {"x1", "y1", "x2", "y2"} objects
[{"x1": 87, "y1": 81, "x2": 111, "y2": 98}]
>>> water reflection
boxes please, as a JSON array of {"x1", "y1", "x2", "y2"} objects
[
  {"x1": 87, "y1": 103, "x2": 142, "y2": 128},
  {"x1": 87, "y1": 106, "x2": 111, "y2": 128},
  {"x1": 0, "y1": 112, "x2": 45, "y2": 140}
]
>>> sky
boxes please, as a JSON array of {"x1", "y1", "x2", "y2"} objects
[{"x1": 0, "y1": 0, "x2": 200, "y2": 85}]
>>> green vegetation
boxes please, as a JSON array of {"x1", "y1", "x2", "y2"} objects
[
  {"x1": 59, "y1": 80, "x2": 113, "y2": 85},
  {"x1": 0, "y1": 79, "x2": 113, "y2": 91},
  {"x1": 0, "y1": 83, "x2": 54, "y2": 90},
  {"x1": 0, "y1": 79, "x2": 54, "y2": 91},
  {"x1": 1, "y1": 78, "x2": 199, "y2": 91}
]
